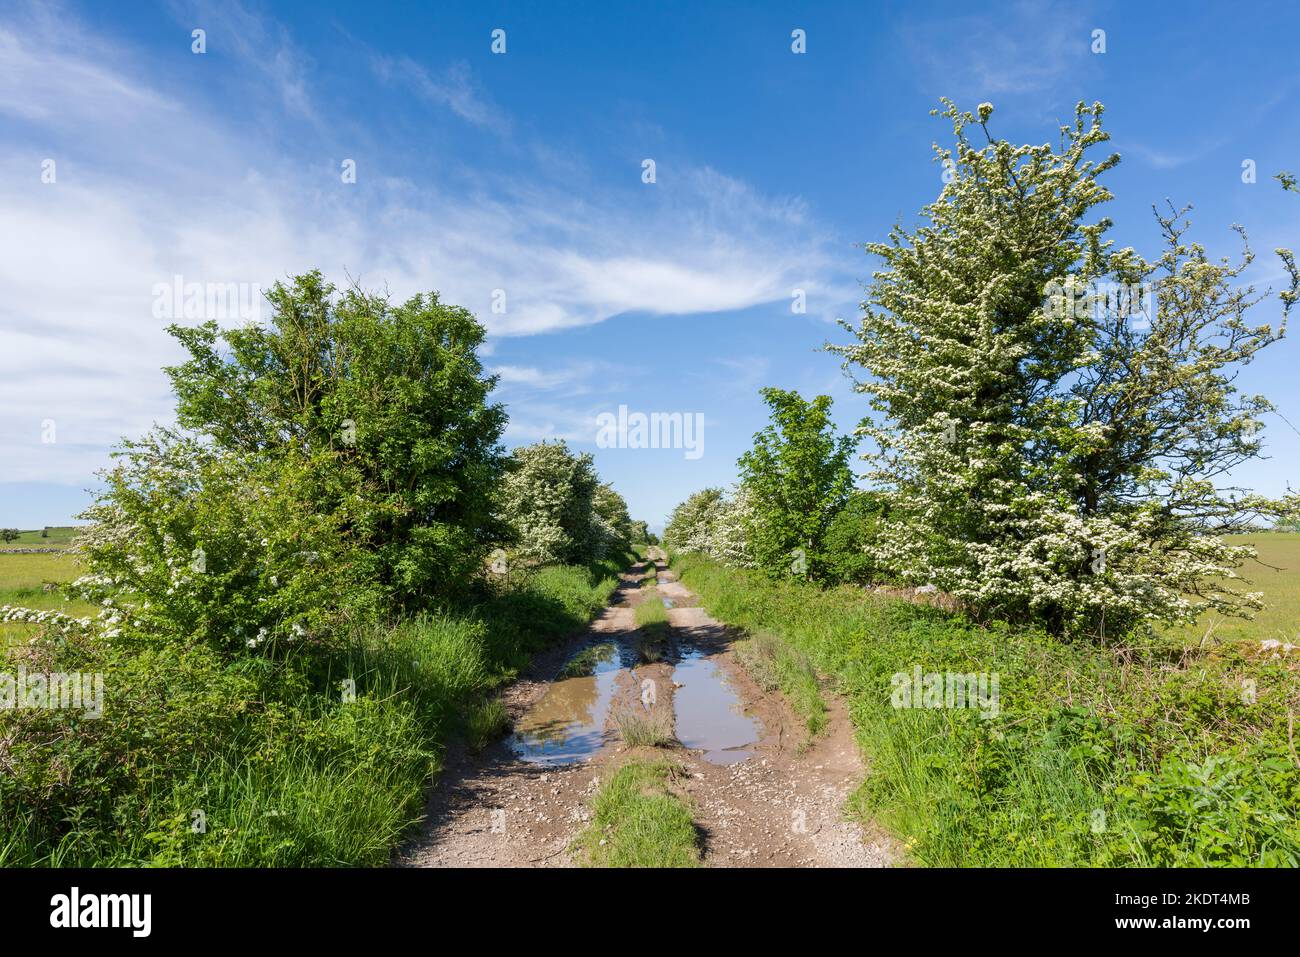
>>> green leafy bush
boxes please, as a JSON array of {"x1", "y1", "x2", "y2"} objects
[
  {"x1": 821, "y1": 491, "x2": 885, "y2": 585},
  {"x1": 77, "y1": 431, "x2": 380, "y2": 653},
  {"x1": 163, "y1": 270, "x2": 508, "y2": 609},
  {"x1": 738, "y1": 388, "x2": 855, "y2": 580}
]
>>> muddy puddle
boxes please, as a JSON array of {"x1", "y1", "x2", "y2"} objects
[
  {"x1": 508, "y1": 633, "x2": 762, "y2": 767},
  {"x1": 508, "y1": 642, "x2": 626, "y2": 765},
  {"x1": 671, "y1": 647, "x2": 762, "y2": 764}
]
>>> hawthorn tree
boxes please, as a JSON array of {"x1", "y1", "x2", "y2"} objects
[
  {"x1": 832, "y1": 100, "x2": 1298, "y2": 636},
  {"x1": 663, "y1": 488, "x2": 725, "y2": 555},
  {"x1": 708, "y1": 485, "x2": 758, "y2": 569},
  {"x1": 592, "y1": 482, "x2": 635, "y2": 552},
  {"x1": 498, "y1": 441, "x2": 607, "y2": 565}
]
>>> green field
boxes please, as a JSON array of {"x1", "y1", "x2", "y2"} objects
[
  {"x1": 1162, "y1": 533, "x2": 1300, "y2": 645},
  {"x1": 0, "y1": 526, "x2": 84, "y2": 550},
  {"x1": 0, "y1": 550, "x2": 97, "y2": 642}
]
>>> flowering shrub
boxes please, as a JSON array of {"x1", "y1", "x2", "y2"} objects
[
  {"x1": 74, "y1": 429, "x2": 380, "y2": 653},
  {"x1": 706, "y1": 486, "x2": 757, "y2": 568},
  {"x1": 663, "y1": 487, "x2": 724, "y2": 557},
  {"x1": 663, "y1": 486, "x2": 756, "y2": 568},
  {"x1": 498, "y1": 441, "x2": 628, "y2": 565},
  {"x1": 828, "y1": 100, "x2": 1300, "y2": 635}
]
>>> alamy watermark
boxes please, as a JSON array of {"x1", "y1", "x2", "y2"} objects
[
  {"x1": 1, "y1": 666, "x2": 104, "y2": 718},
  {"x1": 1043, "y1": 279, "x2": 1157, "y2": 329},
  {"x1": 596, "y1": 405, "x2": 704, "y2": 460},
  {"x1": 151, "y1": 275, "x2": 262, "y2": 321},
  {"x1": 890, "y1": 665, "x2": 999, "y2": 719},
  {"x1": 50, "y1": 887, "x2": 150, "y2": 937}
]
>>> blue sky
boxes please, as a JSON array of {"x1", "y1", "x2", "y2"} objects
[{"x1": 2, "y1": 0, "x2": 1299, "y2": 531}]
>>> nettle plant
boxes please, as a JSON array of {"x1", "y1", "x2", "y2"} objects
[{"x1": 833, "y1": 100, "x2": 1300, "y2": 636}]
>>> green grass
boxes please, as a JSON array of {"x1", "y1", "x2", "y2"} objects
[
  {"x1": 0, "y1": 550, "x2": 84, "y2": 590},
  {"x1": 574, "y1": 759, "x2": 701, "y2": 867},
  {"x1": 672, "y1": 551, "x2": 1300, "y2": 867},
  {"x1": 0, "y1": 551, "x2": 98, "y2": 644},
  {"x1": 633, "y1": 592, "x2": 670, "y2": 662},
  {"x1": 0, "y1": 551, "x2": 635, "y2": 867},
  {"x1": 735, "y1": 631, "x2": 828, "y2": 742},
  {"x1": 465, "y1": 698, "x2": 511, "y2": 752},
  {"x1": 614, "y1": 708, "x2": 675, "y2": 747},
  {"x1": 634, "y1": 593, "x2": 669, "y2": 631}
]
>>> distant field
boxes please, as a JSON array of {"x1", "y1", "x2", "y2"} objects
[
  {"x1": 1162, "y1": 532, "x2": 1300, "y2": 645},
  {"x1": 0, "y1": 550, "x2": 96, "y2": 643},
  {"x1": 2, "y1": 530, "x2": 1297, "y2": 646},
  {"x1": 0, "y1": 525, "x2": 84, "y2": 550}
]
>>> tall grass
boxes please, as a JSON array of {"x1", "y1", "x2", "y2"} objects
[
  {"x1": 0, "y1": 553, "x2": 632, "y2": 867},
  {"x1": 735, "y1": 632, "x2": 828, "y2": 742},
  {"x1": 672, "y1": 552, "x2": 1300, "y2": 867},
  {"x1": 614, "y1": 708, "x2": 675, "y2": 747},
  {"x1": 633, "y1": 593, "x2": 670, "y2": 662},
  {"x1": 634, "y1": 594, "x2": 669, "y2": 632}
]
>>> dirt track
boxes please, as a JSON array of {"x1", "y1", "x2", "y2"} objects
[{"x1": 398, "y1": 556, "x2": 897, "y2": 868}]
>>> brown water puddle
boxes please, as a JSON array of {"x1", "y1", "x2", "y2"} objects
[
  {"x1": 508, "y1": 642, "x2": 625, "y2": 765},
  {"x1": 671, "y1": 647, "x2": 763, "y2": 764},
  {"x1": 509, "y1": 634, "x2": 763, "y2": 767}
]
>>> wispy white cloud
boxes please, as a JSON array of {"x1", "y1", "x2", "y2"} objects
[
  {"x1": 0, "y1": 3, "x2": 851, "y2": 487},
  {"x1": 1121, "y1": 137, "x2": 1233, "y2": 171},
  {"x1": 373, "y1": 56, "x2": 510, "y2": 135},
  {"x1": 698, "y1": 356, "x2": 773, "y2": 399},
  {"x1": 0, "y1": 25, "x2": 174, "y2": 126},
  {"x1": 900, "y1": 0, "x2": 1091, "y2": 98},
  {"x1": 169, "y1": 0, "x2": 316, "y2": 119},
  {"x1": 489, "y1": 361, "x2": 609, "y2": 393}
]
